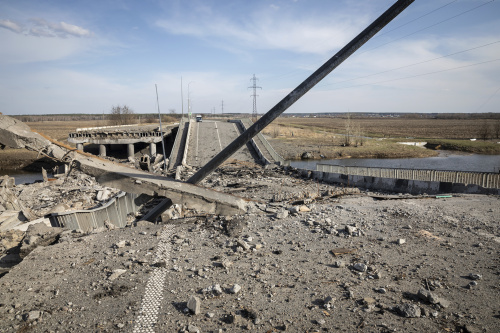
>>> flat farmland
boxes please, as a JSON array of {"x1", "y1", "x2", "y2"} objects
[{"x1": 270, "y1": 117, "x2": 497, "y2": 139}]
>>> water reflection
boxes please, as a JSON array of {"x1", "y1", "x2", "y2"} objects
[{"x1": 290, "y1": 152, "x2": 500, "y2": 173}]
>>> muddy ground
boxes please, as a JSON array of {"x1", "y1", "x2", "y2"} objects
[{"x1": 0, "y1": 162, "x2": 499, "y2": 333}]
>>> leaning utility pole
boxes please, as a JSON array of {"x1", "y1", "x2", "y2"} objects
[
  {"x1": 187, "y1": 0, "x2": 414, "y2": 185},
  {"x1": 249, "y1": 74, "x2": 261, "y2": 122}
]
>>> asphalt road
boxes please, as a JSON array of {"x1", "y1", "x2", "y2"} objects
[{"x1": 186, "y1": 120, "x2": 255, "y2": 167}]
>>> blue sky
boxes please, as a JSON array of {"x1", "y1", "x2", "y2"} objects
[{"x1": 1, "y1": 0, "x2": 499, "y2": 115}]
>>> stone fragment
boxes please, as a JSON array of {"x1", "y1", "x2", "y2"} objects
[
  {"x1": 108, "y1": 269, "x2": 127, "y2": 281},
  {"x1": 396, "y1": 303, "x2": 421, "y2": 318},
  {"x1": 397, "y1": 239, "x2": 406, "y2": 245},
  {"x1": 345, "y1": 225, "x2": 357, "y2": 235},
  {"x1": 203, "y1": 284, "x2": 223, "y2": 297},
  {"x1": 114, "y1": 240, "x2": 127, "y2": 248},
  {"x1": 187, "y1": 324, "x2": 200, "y2": 333},
  {"x1": 468, "y1": 273, "x2": 482, "y2": 280},
  {"x1": 229, "y1": 284, "x2": 241, "y2": 294},
  {"x1": 23, "y1": 310, "x2": 40, "y2": 321},
  {"x1": 187, "y1": 296, "x2": 201, "y2": 315},
  {"x1": 417, "y1": 289, "x2": 440, "y2": 304},
  {"x1": 299, "y1": 205, "x2": 311, "y2": 212},
  {"x1": 334, "y1": 261, "x2": 345, "y2": 268},
  {"x1": 323, "y1": 296, "x2": 336, "y2": 310},
  {"x1": 353, "y1": 263, "x2": 368, "y2": 272},
  {"x1": 275, "y1": 209, "x2": 289, "y2": 219},
  {"x1": 236, "y1": 239, "x2": 250, "y2": 251},
  {"x1": 96, "y1": 189, "x2": 110, "y2": 201}
]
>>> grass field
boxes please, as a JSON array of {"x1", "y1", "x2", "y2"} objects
[
  {"x1": 267, "y1": 117, "x2": 500, "y2": 139},
  {"x1": 262, "y1": 117, "x2": 500, "y2": 159}
]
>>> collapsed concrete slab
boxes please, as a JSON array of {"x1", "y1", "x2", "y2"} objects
[
  {"x1": 0, "y1": 115, "x2": 247, "y2": 217},
  {"x1": 0, "y1": 115, "x2": 67, "y2": 160}
]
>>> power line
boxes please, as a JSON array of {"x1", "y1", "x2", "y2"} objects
[
  {"x1": 265, "y1": 1, "x2": 495, "y2": 86},
  {"x1": 376, "y1": 0, "x2": 458, "y2": 37},
  {"x1": 359, "y1": 0, "x2": 495, "y2": 55},
  {"x1": 320, "y1": 40, "x2": 500, "y2": 88},
  {"x1": 323, "y1": 58, "x2": 500, "y2": 91},
  {"x1": 475, "y1": 86, "x2": 500, "y2": 112}
]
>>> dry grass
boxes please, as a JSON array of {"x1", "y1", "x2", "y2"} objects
[{"x1": 268, "y1": 117, "x2": 497, "y2": 139}]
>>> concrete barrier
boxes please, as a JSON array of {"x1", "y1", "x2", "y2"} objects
[
  {"x1": 311, "y1": 164, "x2": 500, "y2": 195},
  {"x1": 168, "y1": 118, "x2": 186, "y2": 170}
]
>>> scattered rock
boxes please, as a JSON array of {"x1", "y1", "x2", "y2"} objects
[
  {"x1": 202, "y1": 284, "x2": 223, "y2": 297},
  {"x1": 229, "y1": 284, "x2": 241, "y2": 294},
  {"x1": 396, "y1": 303, "x2": 421, "y2": 318},
  {"x1": 468, "y1": 273, "x2": 482, "y2": 280},
  {"x1": 108, "y1": 269, "x2": 127, "y2": 281},
  {"x1": 353, "y1": 263, "x2": 368, "y2": 272},
  {"x1": 187, "y1": 296, "x2": 201, "y2": 315},
  {"x1": 275, "y1": 209, "x2": 289, "y2": 219},
  {"x1": 23, "y1": 310, "x2": 40, "y2": 321}
]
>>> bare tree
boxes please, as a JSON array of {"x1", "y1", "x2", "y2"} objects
[
  {"x1": 478, "y1": 121, "x2": 490, "y2": 141},
  {"x1": 169, "y1": 108, "x2": 177, "y2": 114},
  {"x1": 494, "y1": 120, "x2": 500, "y2": 139},
  {"x1": 109, "y1": 105, "x2": 135, "y2": 125},
  {"x1": 343, "y1": 112, "x2": 352, "y2": 146}
]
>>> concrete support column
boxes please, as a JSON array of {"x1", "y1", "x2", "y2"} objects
[
  {"x1": 76, "y1": 143, "x2": 83, "y2": 151},
  {"x1": 150, "y1": 143, "x2": 157, "y2": 156},
  {"x1": 127, "y1": 143, "x2": 134, "y2": 158},
  {"x1": 99, "y1": 144, "x2": 106, "y2": 157}
]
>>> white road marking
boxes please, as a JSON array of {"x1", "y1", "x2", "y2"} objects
[
  {"x1": 195, "y1": 122, "x2": 199, "y2": 162},
  {"x1": 214, "y1": 121, "x2": 223, "y2": 152},
  {"x1": 133, "y1": 224, "x2": 173, "y2": 333}
]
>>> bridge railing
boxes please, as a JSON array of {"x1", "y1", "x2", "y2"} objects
[
  {"x1": 316, "y1": 164, "x2": 500, "y2": 189},
  {"x1": 240, "y1": 118, "x2": 286, "y2": 165},
  {"x1": 168, "y1": 118, "x2": 186, "y2": 170},
  {"x1": 47, "y1": 192, "x2": 139, "y2": 232}
]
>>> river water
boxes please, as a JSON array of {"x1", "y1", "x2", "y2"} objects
[
  {"x1": 290, "y1": 152, "x2": 500, "y2": 173},
  {"x1": 1, "y1": 170, "x2": 50, "y2": 185}
]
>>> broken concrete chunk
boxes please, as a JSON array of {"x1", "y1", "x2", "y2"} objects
[
  {"x1": 353, "y1": 263, "x2": 368, "y2": 272},
  {"x1": 396, "y1": 303, "x2": 421, "y2": 318},
  {"x1": 417, "y1": 289, "x2": 440, "y2": 304},
  {"x1": 187, "y1": 296, "x2": 201, "y2": 315},
  {"x1": 202, "y1": 284, "x2": 223, "y2": 297},
  {"x1": 108, "y1": 269, "x2": 127, "y2": 281},
  {"x1": 229, "y1": 284, "x2": 241, "y2": 294},
  {"x1": 275, "y1": 209, "x2": 289, "y2": 219},
  {"x1": 236, "y1": 239, "x2": 250, "y2": 251}
]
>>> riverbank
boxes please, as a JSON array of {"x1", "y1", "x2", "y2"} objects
[
  {"x1": 426, "y1": 139, "x2": 500, "y2": 154},
  {"x1": 267, "y1": 136, "x2": 439, "y2": 160}
]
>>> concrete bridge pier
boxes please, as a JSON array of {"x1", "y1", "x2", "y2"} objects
[
  {"x1": 150, "y1": 142, "x2": 157, "y2": 156},
  {"x1": 99, "y1": 144, "x2": 106, "y2": 157},
  {"x1": 76, "y1": 143, "x2": 83, "y2": 151},
  {"x1": 127, "y1": 144, "x2": 134, "y2": 158}
]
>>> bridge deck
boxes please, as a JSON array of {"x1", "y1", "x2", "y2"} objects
[{"x1": 186, "y1": 120, "x2": 257, "y2": 167}]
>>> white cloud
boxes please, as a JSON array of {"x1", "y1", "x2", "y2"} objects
[
  {"x1": 155, "y1": 3, "x2": 369, "y2": 55},
  {"x1": 0, "y1": 17, "x2": 91, "y2": 38},
  {"x1": 28, "y1": 18, "x2": 91, "y2": 38},
  {"x1": 0, "y1": 19, "x2": 23, "y2": 33}
]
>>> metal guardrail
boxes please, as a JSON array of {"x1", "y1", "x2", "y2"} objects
[
  {"x1": 47, "y1": 192, "x2": 139, "y2": 232},
  {"x1": 240, "y1": 118, "x2": 286, "y2": 165},
  {"x1": 316, "y1": 164, "x2": 500, "y2": 189}
]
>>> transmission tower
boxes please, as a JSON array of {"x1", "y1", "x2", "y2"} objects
[{"x1": 248, "y1": 74, "x2": 261, "y2": 122}]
